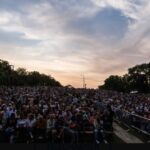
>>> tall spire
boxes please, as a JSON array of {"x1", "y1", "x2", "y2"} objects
[{"x1": 83, "y1": 74, "x2": 86, "y2": 89}]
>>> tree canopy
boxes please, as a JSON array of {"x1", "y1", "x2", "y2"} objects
[
  {"x1": 0, "y1": 59, "x2": 62, "y2": 87},
  {"x1": 99, "y1": 62, "x2": 150, "y2": 93}
]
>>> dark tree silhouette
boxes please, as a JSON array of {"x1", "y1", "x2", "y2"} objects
[
  {"x1": 0, "y1": 59, "x2": 62, "y2": 87},
  {"x1": 99, "y1": 62, "x2": 150, "y2": 93}
]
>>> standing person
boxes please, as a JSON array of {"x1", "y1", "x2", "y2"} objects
[
  {"x1": 16, "y1": 113, "x2": 29, "y2": 143},
  {"x1": 4, "y1": 113, "x2": 17, "y2": 143},
  {"x1": 34, "y1": 115, "x2": 47, "y2": 143},
  {"x1": 93, "y1": 113, "x2": 105, "y2": 144},
  {"x1": 54, "y1": 116, "x2": 65, "y2": 143},
  {"x1": 26, "y1": 114, "x2": 36, "y2": 142},
  {"x1": 46, "y1": 114, "x2": 56, "y2": 142},
  {"x1": 103, "y1": 104, "x2": 114, "y2": 131}
]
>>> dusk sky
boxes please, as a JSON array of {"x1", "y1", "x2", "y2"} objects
[{"x1": 0, "y1": 0, "x2": 150, "y2": 88}]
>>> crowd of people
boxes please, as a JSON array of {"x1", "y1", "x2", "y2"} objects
[
  {"x1": 0, "y1": 87, "x2": 114, "y2": 143},
  {"x1": 96, "y1": 91, "x2": 150, "y2": 119},
  {"x1": 96, "y1": 90, "x2": 150, "y2": 134},
  {"x1": 0, "y1": 86, "x2": 149, "y2": 143}
]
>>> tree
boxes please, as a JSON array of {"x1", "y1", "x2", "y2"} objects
[
  {"x1": 0, "y1": 59, "x2": 62, "y2": 87},
  {"x1": 99, "y1": 62, "x2": 150, "y2": 93},
  {"x1": 100, "y1": 75, "x2": 126, "y2": 92},
  {"x1": 0, "y1": 59, "x2": 12, "y2": 85},
  {"x1": 128, "y1": 63, "x2": 150, "y2": 92}
]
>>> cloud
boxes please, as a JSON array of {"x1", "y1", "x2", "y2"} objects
[
  {"x1": 0, "y1": 0, "x2": 150, "y2": 88},
  {"x1": 67, "y1": 7, "x2": 129, "y2": 44},
  {"x1": 0, "y1": 29, "x2": 41, "y2": 46},
  {"x1": 91, "y1": 0, "x2": 145, "y2": 20}
]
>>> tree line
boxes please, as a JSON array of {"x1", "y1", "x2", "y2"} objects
[
  {"x1": 99, "y1": 62, "x2": 150, "y2": 93},
  {"x1": 0, "y1": 59, "x2": 62, "y2": 86}
]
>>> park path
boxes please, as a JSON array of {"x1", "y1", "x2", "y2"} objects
[{"x1": 113, "y1": 122, "x2": 143, "y2": 143}]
